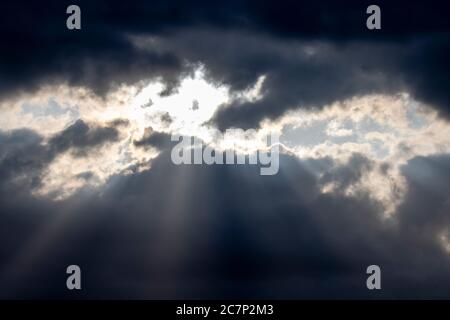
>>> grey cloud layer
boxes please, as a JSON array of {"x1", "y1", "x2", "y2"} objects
[
  {"x1": 1, "y1": 1, "x2": 450, "y2": 125},
  {"x1": 48, "y1": 119, "x2": 123, "y2": 157},
  {"x1": 1, "y1": 141, "x2": 450, "y2": 298},
  {"x1": 0, "y1": 119, "x2": 125, "y2": 194},
  {"x1": 146, "y1": 30, "x2": 449, "y2": 129},
  {"x1": 133, "y1": 127, "x2": 172, "y2": 150}
]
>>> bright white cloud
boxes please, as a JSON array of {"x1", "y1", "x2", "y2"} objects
[{"x1": 1, "y1": 71, "x2": 449, "y2": 216}]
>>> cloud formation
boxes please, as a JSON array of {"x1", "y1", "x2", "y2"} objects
[
  {"x1": 0, "y1": 0, "x2": 450, "y2": 299},
  {"x1": 1, "y1": 146, "x2": 450, "y2": 298},
  {"x1": 1, "y1": 1, "x2": 450, "y2": 124}
]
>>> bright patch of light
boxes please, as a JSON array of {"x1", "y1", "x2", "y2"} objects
[{"x1": 132, "y1": 68, "x2": 230, "y2": 135}]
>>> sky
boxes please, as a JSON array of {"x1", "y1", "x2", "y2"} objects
[{"x1": 0, "y1": 0, "x2": 450, "y2": 298}]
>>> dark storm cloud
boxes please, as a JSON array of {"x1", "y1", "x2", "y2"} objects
[
  {"x1": 0, "y1": 1, "x2": 188, "y2": 99},
  {"x1": 0, "y1": 129, "x2": 51, "y2": 193},
  {"x1": 1, "y1": 1, "x2": 450, "y2": 124},
  {"x1": 133, "y1": 127, "x2": 171, "y2": 150},
  {"x1": 319, "y1": 153, "x2": 373, "y2": 191},
  {"x1": 397, "y1": 154, "x2": 450, "y2": 246},
  {"x1": 1, "y1": 0, "x2": 450, "y2": 300},
  {"x1": 203, "y1": 37, "x2": 409, "y2": 129},
  {"x1": 1, "y1": 148, "x2": 450, "y2": 298},
  {"x1": 401, "y1": 36, "x2": 450, "y2": 119},
  {"x1": 149, "y1": 28, "x2": 450, "y2": 129},
  {"x1": 48, "y1": 119, "x2": 121, "y2": 157},
  {"x1": 0, "y1": 119, "x2": 126, "y2": 193}
]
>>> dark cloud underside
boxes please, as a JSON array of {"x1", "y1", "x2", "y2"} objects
[
  {"x1": 0, "y1": 1, "x2": 450, "y2": 126},
  {"x1": 0, "y1": 119, "x2": 125, "y2": 194},
  {"x1": 1, "y1": 149, "x2": 450, "y2": 298}
]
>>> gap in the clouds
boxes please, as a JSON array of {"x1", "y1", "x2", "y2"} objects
[
  {"x1": 130, "y1": 66, "x2": 267, "y2": 137},
  {"x1": 1, "y1": 73, "x2": 449, "y2": 218},
  {"x1": 276, "y1": 93, "x2": 450, "y2": 217},
  {"x1": 0, "y1": 68, "x2": 268, "y2": 201}
]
